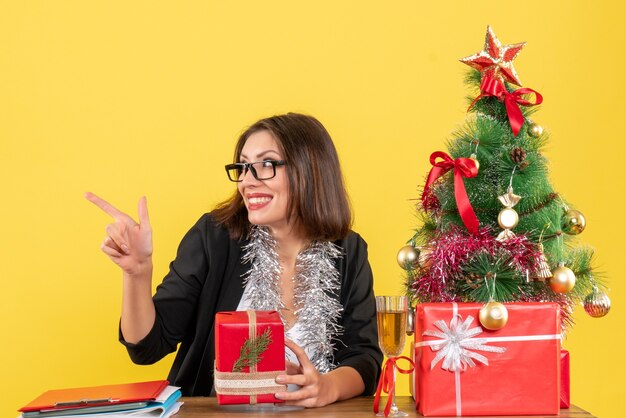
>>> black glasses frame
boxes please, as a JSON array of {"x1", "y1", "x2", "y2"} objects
[{"x1": 225, "y1": 160, "x2": 286, "y2": 182}]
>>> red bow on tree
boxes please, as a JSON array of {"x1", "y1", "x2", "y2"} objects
[
  {"x1": 421, "y1": 151, "x2": 479, "y2": 235},
  {"x1": 470, "y1": 75, "x2": 543, "y2": 136}
]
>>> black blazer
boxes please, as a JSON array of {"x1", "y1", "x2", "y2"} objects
[{"x1": 120, "y1": 213, "x2": 382, "y2": 396}]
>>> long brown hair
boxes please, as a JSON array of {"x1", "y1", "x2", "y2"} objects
[{"x1": 212, "y1": 113, "x2": 352, "y2": 241}]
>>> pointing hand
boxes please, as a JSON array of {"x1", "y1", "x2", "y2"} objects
[{"x1": 85, "y1": 192, "x2": 153, "y2": 277}]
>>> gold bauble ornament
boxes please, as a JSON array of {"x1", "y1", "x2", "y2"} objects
[
  {"x1": 549, "y1": 264, "x2": 576, "y2": 293},
  {"x1": 397, "y1": 245, "x2": 420, "y2": 270},
  {"x1": 562, "y1": 209, "x2": 586, "y2": 235},
  {"x1": 528, "y1": 123, "x2": 543, "y2": 138},
  {"x1": 469, "y1": 153, "x2": 480, "y2": 171},
  {"x1": 498, "y1": 207, "x2": 519, "y2": 229},
  {"x1": 479, "y1": 302, "x2": 509, "y2": 330},
  {"x1": 584, "y1": 288, "x2": 611, "y2": 318}
]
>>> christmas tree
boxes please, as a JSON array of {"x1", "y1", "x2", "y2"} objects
[{"x1": 401, "y1": 26, "x2": 611, "y2": 329}]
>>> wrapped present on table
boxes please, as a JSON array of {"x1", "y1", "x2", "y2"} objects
[
  {"x1": 214, "y1": 310, "x2": 286, "y2": 405},
  {"x1": 561, "y1": 350, "x2": 570, "y2": 408},
  {"x1": 413, "y1": 302, "x2": 561, "y2": 416}
]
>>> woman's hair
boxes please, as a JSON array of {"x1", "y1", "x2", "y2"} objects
[{"x1": 212, "y1": 113, "x2": 352, "y2": 241}]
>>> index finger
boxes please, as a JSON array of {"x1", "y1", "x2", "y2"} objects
[
  {"x1": 84, "y1": 192, "x2": 128, "y2": 221},
  {"x1": 285, "y1": 339, "x2": 315, "y2": 373},
  {"x1": 285, "y1": 360, "x2": 302, "y2": 375}
]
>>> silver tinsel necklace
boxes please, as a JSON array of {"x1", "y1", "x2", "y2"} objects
[{"x1": 241, "y1": 225, "x2": 343, "y2": 373}]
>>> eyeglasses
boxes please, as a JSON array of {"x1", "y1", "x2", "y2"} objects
[{"x1": 225, "y1": 160, "x2": 286, "y2": 182}]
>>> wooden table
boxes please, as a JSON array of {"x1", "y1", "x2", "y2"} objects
[{"x1": 176, "y1": 396, "x2": 595, "y2": 417}]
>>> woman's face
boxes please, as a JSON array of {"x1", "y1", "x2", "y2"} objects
[{"x1": 238, "y1": 130, "x2": 291, "y2": 233}]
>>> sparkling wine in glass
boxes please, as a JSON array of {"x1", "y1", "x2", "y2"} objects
[{"x1": 376, "y1": 296, "x2": 408, "y2": 417}]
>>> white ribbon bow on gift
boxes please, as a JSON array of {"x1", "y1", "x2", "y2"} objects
[{"x1": 422, "y1": 315, "x2": 506, "y2": 372}]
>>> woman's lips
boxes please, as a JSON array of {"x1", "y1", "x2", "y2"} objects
[{"x1": 247, "y1": 194, "x2": 273, "y2": 211}]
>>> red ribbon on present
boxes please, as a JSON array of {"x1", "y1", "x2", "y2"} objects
[
  {"x1": 421, "y1": 151, "x2": 479, "y2": 235},
  {"x1": 469, "y1": 75, "x2": 543, "y2": 136},
  {"x1": 373, "y1": 356, "x2": 415, "y2": 417}
]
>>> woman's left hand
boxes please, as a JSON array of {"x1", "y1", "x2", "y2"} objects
[{"x1": 274, "y1": 339, "x2": 339, "y2": 407}]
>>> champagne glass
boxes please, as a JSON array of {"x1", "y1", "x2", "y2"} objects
[{"x1": 376, "y1": 296, "x2": 408, "y2": 417}]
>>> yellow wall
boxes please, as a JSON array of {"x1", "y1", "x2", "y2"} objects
[{"x1": 1, "y1": 1, "x2": 624, "y2": 417}]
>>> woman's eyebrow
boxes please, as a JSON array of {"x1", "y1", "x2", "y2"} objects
[{"x1": 240, "y1": 150, "x2": 282, "y2": 160}]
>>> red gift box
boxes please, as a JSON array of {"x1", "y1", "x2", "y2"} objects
[
  {"x1": 414, "y1": 302, "x2": 561, "y2": 416},
  {"x1": 214, "y1": 310, "x2": 286, "y2": 405},
  {"x1": 560, "y1": 350, "x2": 570, "y2": 408}
]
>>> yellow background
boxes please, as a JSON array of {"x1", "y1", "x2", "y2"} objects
[{"x1": 1, "y1": 1, "x2": 624, "y2": 417}]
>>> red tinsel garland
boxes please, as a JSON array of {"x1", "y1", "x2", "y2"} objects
[
  {"x1": 411, "y1": 225, "x2": 574, "y2": 326},
  {"x1": 412, "y1": 226, "x2": 538, "y2": 300}
]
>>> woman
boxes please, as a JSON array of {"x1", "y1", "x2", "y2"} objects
[{"x1": 85, "y1": 113, "x2": 382, "y2": 407}]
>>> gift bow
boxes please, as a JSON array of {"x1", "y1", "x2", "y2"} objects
[
  {"x1": 373, "y1": 356, "x2": 415, "y2": 418},
  {"x1": 422, "y1": 314, "x2": 506, "y2": 372},
  {"x1": 470, "y1": 75, "x2": 543, "y2": 136},
  {"x1": 422, "y1": 151, "x2": 479, "y2": 235}
]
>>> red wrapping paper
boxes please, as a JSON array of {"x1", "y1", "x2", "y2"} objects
[
  {"x1": 561, "y1": 350, "x2": 570, "y2": 408},
  {"x1": 414, "y1": 302, "x2": 561, "y2": 416},
  {"x1": 409, "y1": 344, "x2": 416, "y2": 400},
  {"x1": 410, "y1": 338, "x2": 419, "y2": 402},
  {"x1": 214, "y1": 310, "x2": 286, "y2": 405}
]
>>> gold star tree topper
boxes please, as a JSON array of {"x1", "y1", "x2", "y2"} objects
[{"x1": 460, "y1": 26, "x2": 526, "y2": 86}]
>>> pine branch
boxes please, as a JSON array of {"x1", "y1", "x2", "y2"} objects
[
  {"x1": 232, "y1": 327, "x2": 272, "y2": 373},
  {"x1": 457, "y1": 252, "x2": 520, "y2": 302}
]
